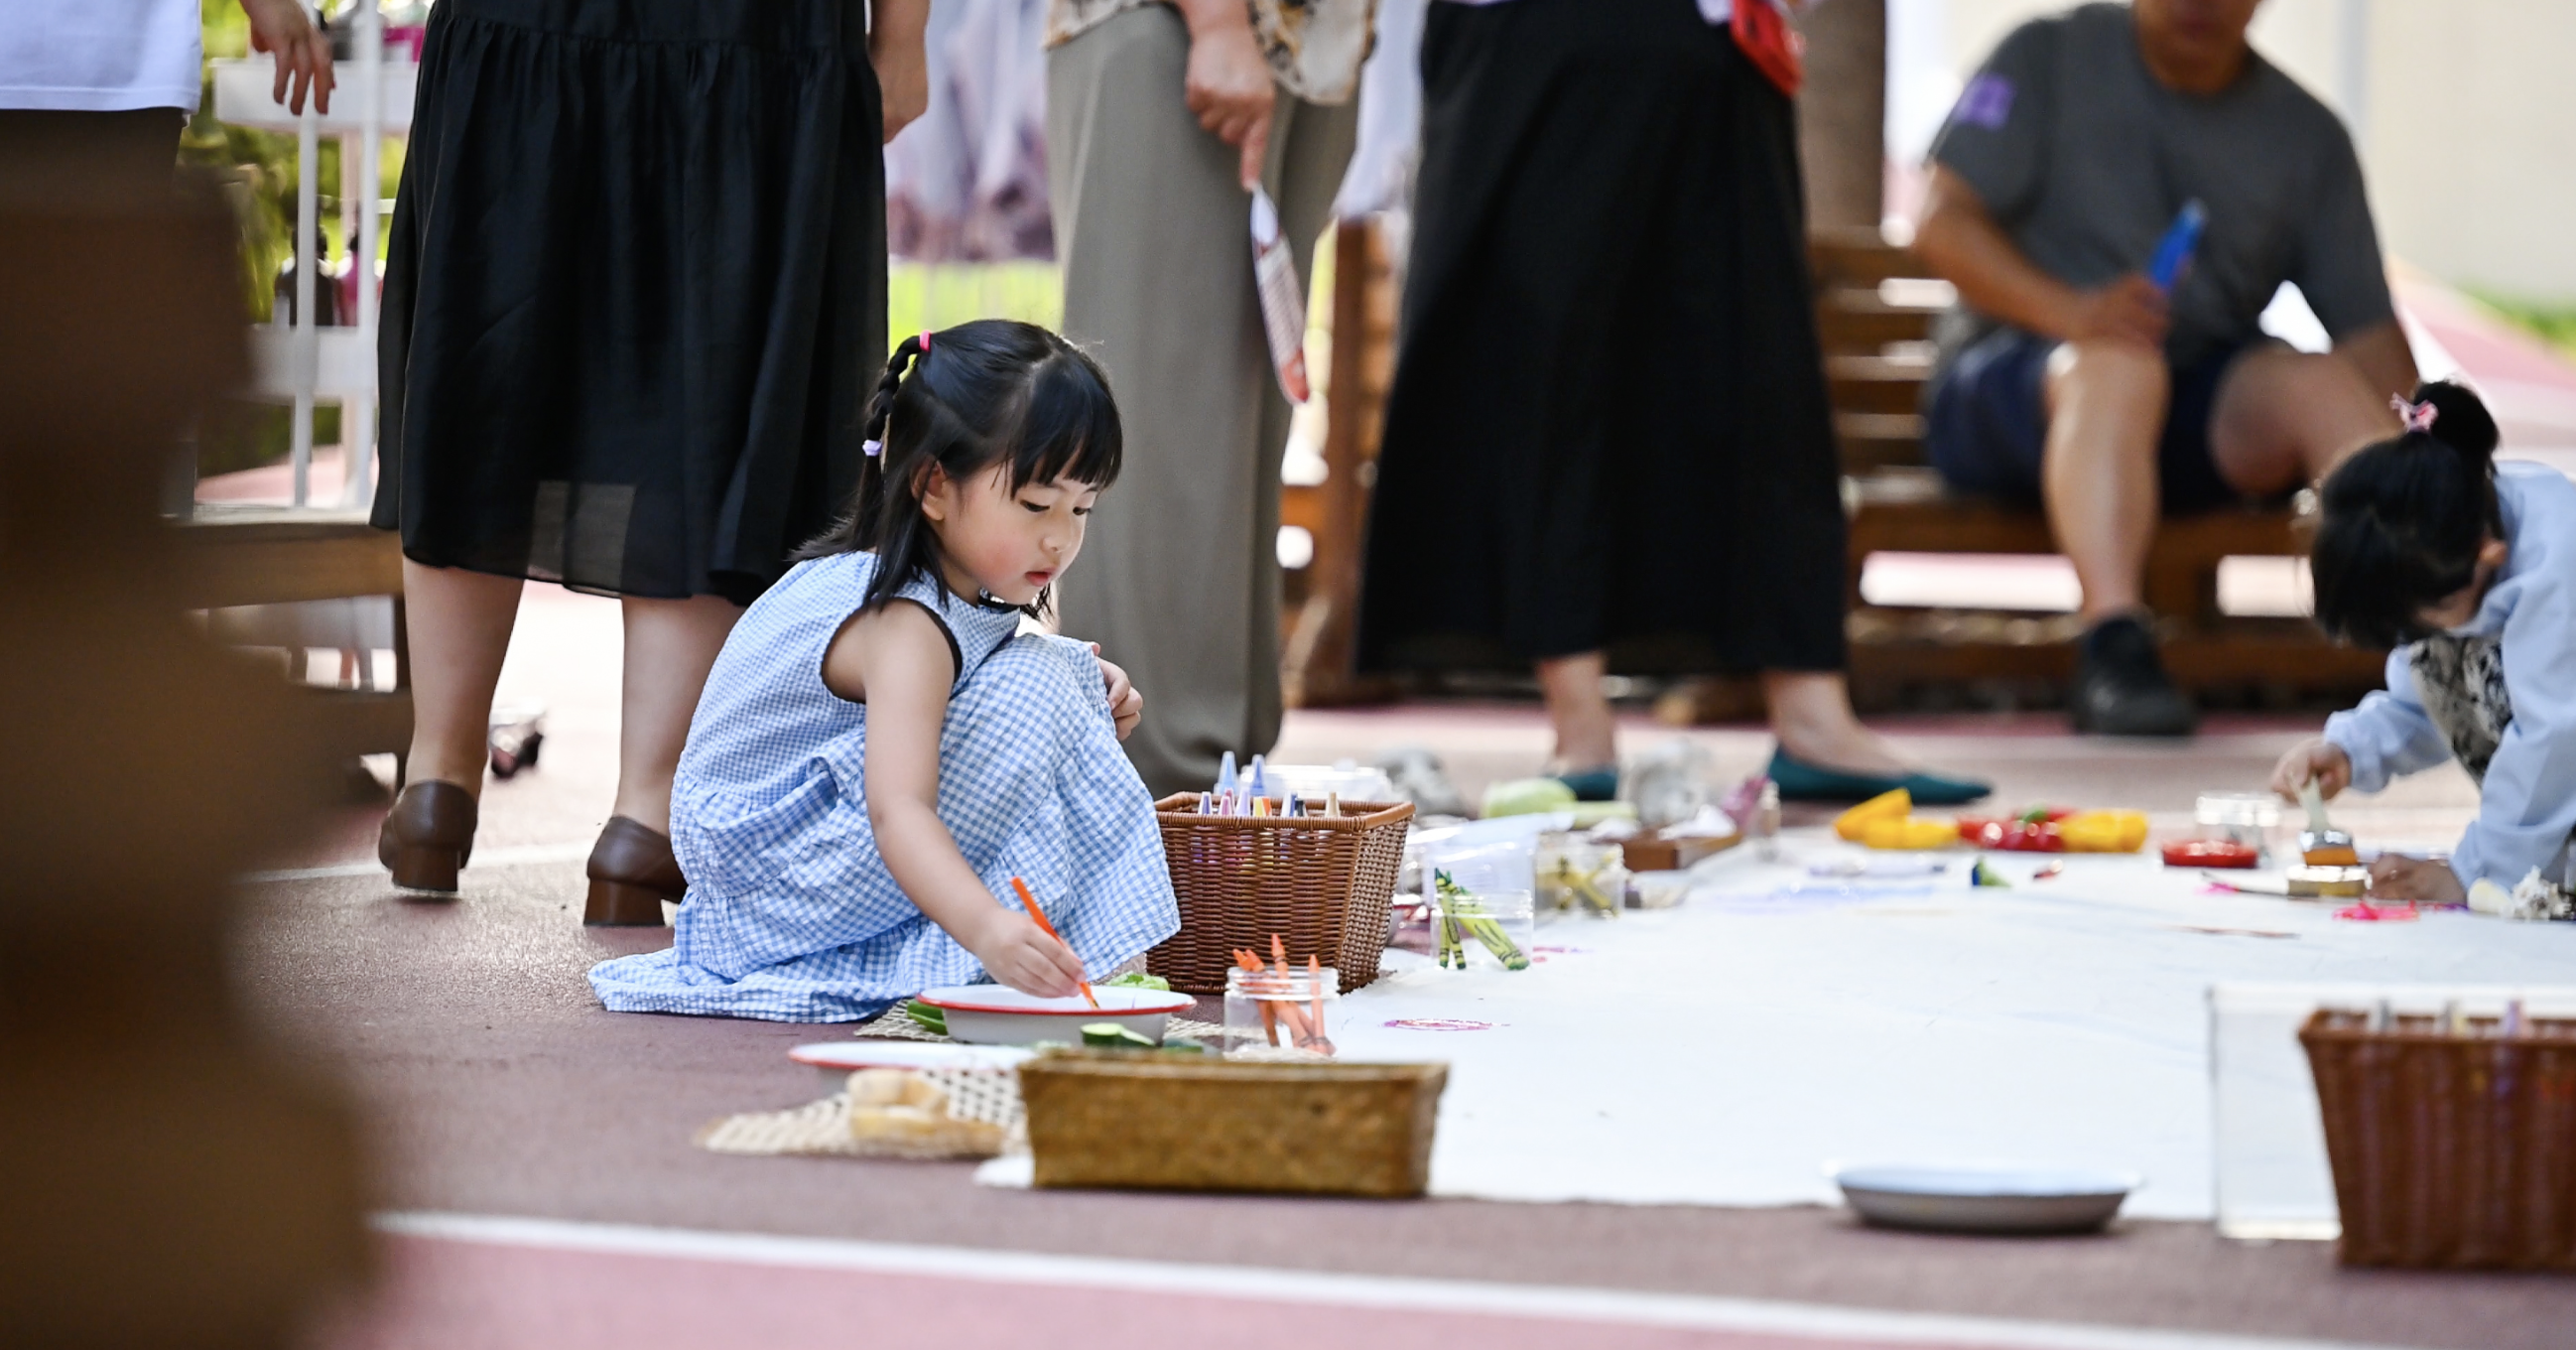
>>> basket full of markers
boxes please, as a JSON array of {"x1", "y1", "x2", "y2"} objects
[
  {"x1": 1147, "y1": 754, "x2": 1413, "y2": 996},
  {"x1": 2299, "y1": 1001, "x2": 2576, "y2": 1270}
]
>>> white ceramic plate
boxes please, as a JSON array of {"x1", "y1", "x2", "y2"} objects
[
  {"x1": 916, "y1": 985, "x2": 1195, "y2": 1046},
  {"x1": 788, "y1": 1040, "x2": 1033, "y2": 1087},
  {"x1": 1828, "y1": 1163, "x2": 2140, "y2": 1235}
]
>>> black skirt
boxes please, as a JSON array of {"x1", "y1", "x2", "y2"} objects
[
  {"x1": 373, "y1": 0, "x2": 884, "y2": 605},
  {"x1": 1354, "y1": 0, "x2": 1849, "y2": 675}
]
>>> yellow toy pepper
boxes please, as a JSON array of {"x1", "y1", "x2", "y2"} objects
[
  {"x1": 1834, "y1": 787, "x2": 1912, "y2": 843},
  {"x1": 1863, "y1": 816, "x2": 1962, "y2": 851},
  {"x1": 2058, "y1": 810, "x2": 2148, "y2": 853}
]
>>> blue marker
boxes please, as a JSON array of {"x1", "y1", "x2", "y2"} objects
[
  {"x1": 1215, "y1": 750, "x2": 1236, "y2": 798},
  {"x1": 2147, "y1": 199, "x2": 2207, "y2": 293},
  {"x1": 1247, "y1": 753, "x2": 1268, "y2": 801}
]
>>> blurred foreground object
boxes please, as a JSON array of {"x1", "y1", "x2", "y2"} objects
[{"x1": 0, "y1": 175, "x2": 371, "y2": 1344}]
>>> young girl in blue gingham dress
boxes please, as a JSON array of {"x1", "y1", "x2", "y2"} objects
[{"x1": 588, "y1": 322, "x2": 1178, "y2": 1021}]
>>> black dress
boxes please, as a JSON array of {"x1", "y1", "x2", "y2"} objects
[
  {"x1": 1355, "y1": 0, "x2": 1849, "y2": 675},
  {"x1": 373, "y1": 0, "x2": 884, "y2": 605}
]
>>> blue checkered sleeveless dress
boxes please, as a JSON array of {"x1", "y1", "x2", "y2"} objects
[{"x1": 587, "y1": 551, "x2": 1180, "y2": 1021}]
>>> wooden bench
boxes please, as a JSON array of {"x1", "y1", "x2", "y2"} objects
[
  {"x1": 1807, "y1": 229, "x2": 2387, "y2": 710},
  {"x1": 1279, "y1": 217, "x2": 1402, "y2": 708},
  {"x1": 172, "y1": 505, "x2": 413, "y2": 767},
  {"x1": 1280, "y1": 222, "x2": 2387, "y2": 715}
]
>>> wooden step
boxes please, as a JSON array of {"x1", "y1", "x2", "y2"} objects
[{"x1": 1826, "y1": 353, "x2": 1929, "y2": 416}]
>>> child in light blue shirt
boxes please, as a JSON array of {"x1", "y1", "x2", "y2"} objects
[{"x1": 2273, "y1": 382, "x2": 2576, "y2": 904}]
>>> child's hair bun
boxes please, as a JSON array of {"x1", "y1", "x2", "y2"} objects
[{"x1": 2411, "y1": 380, "x2": 2499, "y2": 462}]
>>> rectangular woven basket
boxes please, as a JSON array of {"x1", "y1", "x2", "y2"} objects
[
  {"x1": 1020, "y1": 1050, "x2": 1447, "y2": 1197},
  {"x1": 2299, "y1": 1008, "x2": 2576, "y2": 1269},
  {"x1": 1146, "y1": 794, "x2": 1413, "y2": 995}
]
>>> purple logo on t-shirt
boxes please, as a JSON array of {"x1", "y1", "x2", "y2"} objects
[{"x1": 1953, "y1": 74, "x2": 2015, "y2": 131}]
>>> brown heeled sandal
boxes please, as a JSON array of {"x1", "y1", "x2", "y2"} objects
[
  {"x1": 378, "y1": 780, "x2": 477, "y2": 892},
  {"x1": 584, "y1": 815, "x2": 685, "y2": 926}
]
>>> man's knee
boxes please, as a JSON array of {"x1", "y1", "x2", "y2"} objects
[
  {"x1": 2234, "y1": 348, "x2": 2374, "y2": 412},
  {"x1": 2043, "y1": 338, "x2": 2171, "y2": 416}
]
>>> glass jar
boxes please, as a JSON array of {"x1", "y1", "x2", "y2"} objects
[
  {"x1": 1224, "y1": 963, "x2": 1341, "y2": 1060},
  {"x1": 1534, "y1": 835, "x2": 1626, "y2": 919},
  {"x1": 2196, "y1": 792, "x2": 2281, "y2": 852}
]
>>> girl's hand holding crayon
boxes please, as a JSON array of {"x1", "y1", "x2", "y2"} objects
[
  {"x1": 2269, "y1": 739, "x2": 2353, "y2": 804},
  {"x1": 966, "y1": 907, "x2": 1090, "y2": 1000}
]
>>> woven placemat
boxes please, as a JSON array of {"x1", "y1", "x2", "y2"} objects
[
  {"x1": 699, "y1": 1063, "x2": 1026, "y2": 1160},
  {"x1": 701, "y1": 1007, "x2": 1224, "y2": 1161}
]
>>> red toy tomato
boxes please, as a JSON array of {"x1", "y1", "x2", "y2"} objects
[
  {"x1": 2163, "y1": 839, "x2": 2260, "y2": 869},
  {"x1": 1963, "y1": 819, "x2": 2066, "y2": 853}
]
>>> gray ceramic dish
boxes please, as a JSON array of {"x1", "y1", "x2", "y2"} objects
[{"x1": 1828, "y1": 1163, "x2": 2139, "y2": 1235}]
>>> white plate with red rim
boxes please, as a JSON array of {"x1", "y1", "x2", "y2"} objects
[{"x1": 915, "y1": 985, "x2": 1195, "y2": 1046}]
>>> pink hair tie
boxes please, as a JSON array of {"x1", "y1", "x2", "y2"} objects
[
  {"x1": 919, "y1": 330, "x2": 932, "y2": 352},
  {"x1": 2392, "y1": 394, "x2": 2439, "y2": 434}
]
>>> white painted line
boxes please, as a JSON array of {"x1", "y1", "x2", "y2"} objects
[
  {"x1": 374, "y1": 1211, "x2": 2404, "y2": 1350},
  {"x1": 243, "y1": 841, "x2": 592, "y2": 884}
]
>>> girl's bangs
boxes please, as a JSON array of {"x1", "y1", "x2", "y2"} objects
[{"x1": 1007, "y1": 358, "x2": 1123, "y2": 490}]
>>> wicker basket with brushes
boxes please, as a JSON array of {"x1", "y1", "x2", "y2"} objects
[
  {"x1": 2299, "y1": 1007, "x2": 2576, "y2": 1269},
  {"x1": 1146, "y1": 794, "x2": 1412, "y2": 995}
]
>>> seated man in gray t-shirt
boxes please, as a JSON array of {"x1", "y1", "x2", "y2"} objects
[{"x1": 1913, "y1": 0, "x2": 2416, "y2": 738}]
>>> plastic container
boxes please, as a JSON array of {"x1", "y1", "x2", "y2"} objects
[
  {"x1": 2196, "y1": 792, "x2": 2281, "y2": 853},
  {"x1": 1224, "y1": 963, "x2": 1341, "y2": 1060},
  {"x1": 1626, "y1": 870, "x2": 1692, "y2": 909},
  {"x1": 1534, "y1": 835, "x2": 1627, "y2": 919},
  {"x1": 1431, "y1": 887, "x2": 1535, "y2": 972}
]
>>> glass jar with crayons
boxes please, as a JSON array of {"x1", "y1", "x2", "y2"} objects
[{"x1": 1224, "y1": 942, "x2": 1342, "y2": 1060}]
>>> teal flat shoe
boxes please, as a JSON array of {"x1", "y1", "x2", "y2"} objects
[
  {"x1": 1554, "y1": 766, "x2": 1621, "y2": 802},
  {"x1": 1766, "y1": 747, "x2": 1991, "y2": 806}
]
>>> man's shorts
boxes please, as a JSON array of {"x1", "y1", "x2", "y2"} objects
[{"x1": 1923, "y1": 329, "x2": 2255, "y2": 514}]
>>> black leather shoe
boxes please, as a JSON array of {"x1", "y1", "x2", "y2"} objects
[
  {"x1": 584, "y1": 816, "x2": 685, "y2": 926},
  {"x1": 2071, "y1": 615, "x2": 2199, "y2": 738},
  {"x1": 377, "y1": 780, "x2": 477, "y2": 892}
]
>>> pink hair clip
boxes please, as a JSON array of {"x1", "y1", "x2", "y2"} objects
[{"x1": 2392, "y1": 394, "x2": 2439, "y2": 434}]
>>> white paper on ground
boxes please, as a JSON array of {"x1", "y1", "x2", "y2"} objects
[{"x1": 1330, "y1": 831, "x2": 2576, "y2": 1219}]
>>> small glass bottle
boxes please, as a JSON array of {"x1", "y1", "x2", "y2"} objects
[{"x1": 1754, "y1": 780, "x2": 1783, "y2": 862}]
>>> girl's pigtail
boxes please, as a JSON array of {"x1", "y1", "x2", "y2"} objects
[{"x1": 851, "y1": 335, "x2": 929, "y2": 537}]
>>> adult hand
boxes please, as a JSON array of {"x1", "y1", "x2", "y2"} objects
[
  {"x1": 2369, "y1": 855, "x2": 2466, "y2": 904},
  {"x1": 871, "y1": 0, "x2": 931, "y2": 144},
  {"x1": 2269, "y1": 739, "x2": 2352, "y2": 804},
  {"x1": 1091, "y1": 644, "x2": 1144, "y2": 742},
  {"x1": 1182, "y1": 9, "x2": 1274, "y2": 189},
  {"x1": 239, "y1": 0, "x2": 334, "y2": 116},
  {"x1": 968, "y1": 909, "x2": 1088, "y2": 999},
  {"x1": 2061, "y1": 274, "x2": 2170, "y2": 349}
]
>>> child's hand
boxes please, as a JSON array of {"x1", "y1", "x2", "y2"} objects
[
  {"x1": 2369, "y1": 855, "x2": 2466, "y2": 904},
  {"x1": 1090, "y1": 643, "x2": 1144, "y2": 742},
  {"x1": 2270, "y1": 739, "x2": 2352, "y2": 803},
  {"x1": 967, "y1": 910, "x2": 1088, "y2": 1000}
]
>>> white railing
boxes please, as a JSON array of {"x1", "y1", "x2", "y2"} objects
[{"x1": 210, "y1": 2, "x2": 414, "y2": 509}]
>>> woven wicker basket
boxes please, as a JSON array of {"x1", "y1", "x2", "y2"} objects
[
  {"x1": 2299, "y1": 1008, "x2": 2576, "y2": 1269},
  {"x1": 1020, "y1": 1049, "x2": 1446, "y2": 1197},
  {"x1": 1146, "y1": 794, "x2": 1412, "y2": 995}
]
